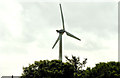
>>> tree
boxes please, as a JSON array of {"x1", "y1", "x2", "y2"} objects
[
  {"x1": 65, "y1": 55, "x2": 87, "y2": 78},
  {"x1": 65, "y1": 55, "x2": 87, "y2": 71},
  {"x1": 21, "y1": 60, "x2": 74, "y2": 78},
  {"x1": 82, "y1": 61, "x2": 120, "y2": 78}
]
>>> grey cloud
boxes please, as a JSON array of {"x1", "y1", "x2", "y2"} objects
[
  {"x1": 62, "y1": 2, "x2": 117, "y2": 39},
  {"x1": 19, "y1": 2, "x2": 60, "y2": 44},
  {"x1": 21, "y1": 2, "x2": 61, "y2": 28},
  {"x1": 0, "y1": 24, "x2": 10, "y2": 41},
  {"x1": 0, "y1": 42, "x2": 27, "y2": 54},
  {"x1": 64, "y1": 38, "x2": 108, "y2": 51}
]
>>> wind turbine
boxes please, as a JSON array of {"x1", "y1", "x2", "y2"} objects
[{"x1": 52, "y1": 4, "x2": 81, "y2": 61}]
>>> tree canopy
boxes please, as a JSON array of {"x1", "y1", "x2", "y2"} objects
[
  {"x1": 21, "y1": 56, "x2": 120, "y2": 78},
  {"x1": 83, "y1": 61, "x2": 120, "y2": 78},
  {"x1": 21, "y1": 60, "x2": 74, "y2": 78}
]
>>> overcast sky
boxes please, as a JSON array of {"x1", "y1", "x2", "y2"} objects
[{"x1": 0, "y1": 0, "x2": 118, "y2": 77}]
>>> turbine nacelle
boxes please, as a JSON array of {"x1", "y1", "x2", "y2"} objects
[{"x1": 56, "y1": 29, "x2": 65, "y2": 34}]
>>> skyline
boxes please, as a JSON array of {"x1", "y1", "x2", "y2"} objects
[{"x1": 0, "y1": 0, "x2": 118, "y2": 77}]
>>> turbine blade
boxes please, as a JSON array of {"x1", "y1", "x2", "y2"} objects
[
  {"x1": 59, "y1": 4, "x2": 65, "y2": 30},
  {"x1": 52, "y1": 35, "x2": 60, "y2": 49},
  {"x1": 66, "y1": 31, "x2": 81, "y2": 41}
]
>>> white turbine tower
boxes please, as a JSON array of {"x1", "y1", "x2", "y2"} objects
[{"x1": 52, "y1": 4, "x2": 81, "y2": 61}]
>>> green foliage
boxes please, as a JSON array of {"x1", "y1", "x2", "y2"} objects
[
  {"x1": 65, "y1": 55, "x2": 87, "y2": 71},
  {"x1": 21, "y1": 60, "x2": 74, "y2": 78},
  {"x1": 21, "y1": 56, "x2": 120, "y2": 78},
  {"x1": 65, "y1": 55, "x2": 88, "y2": 78},
  {"x1": 81, "y1": 61, "x2": 120, "y2": 78}
]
